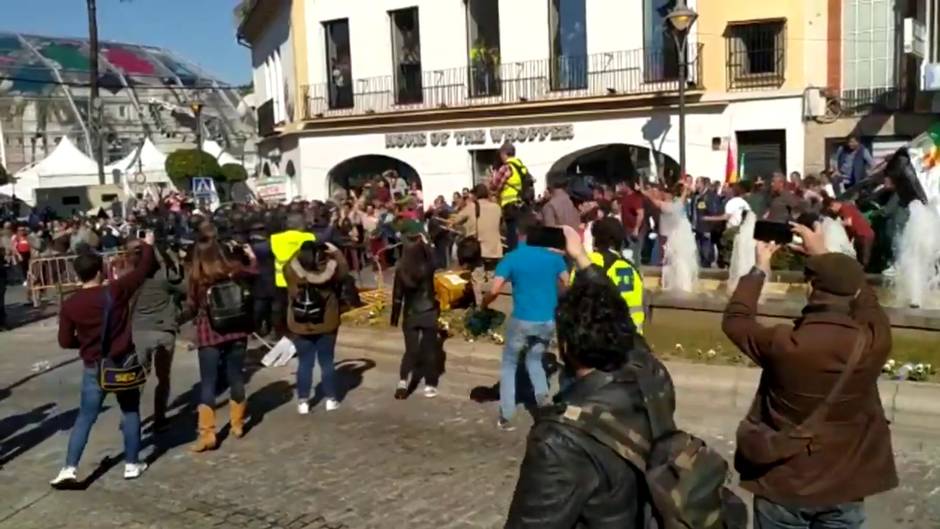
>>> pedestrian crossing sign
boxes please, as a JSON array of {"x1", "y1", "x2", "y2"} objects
[{"x1": 192, "y1": 177, "x2": 215, "y2": 198}]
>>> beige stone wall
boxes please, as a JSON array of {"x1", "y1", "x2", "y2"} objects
[{"x1": 803, "y1": 114, "x2": 938, "y2": 174}]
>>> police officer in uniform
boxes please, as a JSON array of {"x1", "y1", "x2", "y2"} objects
[
  {"x1": 493, "y1": 143, "x2": 532, "y2": 252},
  {"x1": 575, "y1": 217, "x2": 646, "y2": 334}
]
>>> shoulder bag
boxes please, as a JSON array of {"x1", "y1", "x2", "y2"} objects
[
  {"x1": 98, "y1": 287, "x2": 148, "y2": 392},
  {"x1": 735, "y1": 331, "x2": 868, "y2": 465}
]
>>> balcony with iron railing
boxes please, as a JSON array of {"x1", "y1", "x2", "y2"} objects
[{"x1": 303, "y1": 45, "x2": 703, "y2": 121}]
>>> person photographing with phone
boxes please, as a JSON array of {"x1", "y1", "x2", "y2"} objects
[
  {"x1": 481, "y1": 215, "x2": 568, "y2": 431},
  {"x1": 723, "y1": 222, "x2": 897, "y2": 529}
]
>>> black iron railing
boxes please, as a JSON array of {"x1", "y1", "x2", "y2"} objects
[
  {"x1": 304, "y1": 44, "x2": 704, "y2": 119},
  {"x1": 726, "y1": 21, "x2": 786, "y2": 90}
]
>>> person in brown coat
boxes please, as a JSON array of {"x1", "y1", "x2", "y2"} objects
[
  {"x1": 722, "y1": 222, "x2": 897, "y2": 529},
  {"x1": 284, "y1": 241, "x2": 348, "y2": 414}
]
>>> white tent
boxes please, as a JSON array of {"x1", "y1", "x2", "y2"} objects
[
  {"x1": 0, "y1": 137, "x2": 101, "y2": 205},
  {"x1": 202, "y1": 140, "x2": 242, "y2": 167},
  {"x1": 105, "y1": 138, "x2": 171, "y2": 185}
]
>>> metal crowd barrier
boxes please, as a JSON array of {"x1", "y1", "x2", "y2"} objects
[{"x1": 27, "y1": 251, "x2": 131, "y2": 307}]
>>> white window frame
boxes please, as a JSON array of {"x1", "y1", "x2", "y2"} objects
[{"x1": 842, "y1": 0, "x2": 897, "y2": 94}]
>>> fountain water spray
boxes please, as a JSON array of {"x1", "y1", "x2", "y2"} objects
[
  {"x1": 895, "y1": 199, "x2": 940, "y2": 309},
  {"x1": 893, "y1": 126, "x2": 940, "y2": 309},
  {"x1": 727, "y1": 211, "x2": 756, "y2": 293},
  {"x1": 660, "y1": 199, "x2": 699, "y2": 293}
]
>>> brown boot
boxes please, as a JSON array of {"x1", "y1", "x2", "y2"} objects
[
  {"x1": 191, "y1": 404, "x2": 217, "y2": 453},
  {"x1": 229, "y1": 400, "x2": 247, "y2": 439}
]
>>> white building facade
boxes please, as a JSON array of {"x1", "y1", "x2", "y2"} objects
[{"x1": 241, "y1": 0, "x2": 808, "y2": 203}]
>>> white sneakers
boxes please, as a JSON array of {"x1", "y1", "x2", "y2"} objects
[
  {"x1": 51, "y1": 463, "x2": 146, "y2": 487},
  {"x1": 50, "y1": 466, "x2": 78, "y2": 488},
  {"x1": 423, "y1": 386, "x2": 439, "y2": 399},
  {"x1": 123, "y1": 463, "x2": 147, "y2": 480},
  {"x1": 298, "y1": 399, "x2": 340, "y2": 414}
]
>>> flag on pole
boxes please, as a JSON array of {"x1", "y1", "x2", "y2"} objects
[{"x1": 725, "y1": 135, "x2": 739, "y2": 184}]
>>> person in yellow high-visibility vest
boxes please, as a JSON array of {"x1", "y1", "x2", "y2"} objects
[
  {"x1": 573, "y1": 217, "x2": 646, "y2": 334},
  {"x1": 492, "y1": 143, "x2": 532, "y2": 251},
  {"x1": 270, "y1": 213, "x2": 316, "y2": 335}
]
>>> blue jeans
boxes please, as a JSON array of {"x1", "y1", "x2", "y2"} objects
[
  {"x1": 500, "y1": 319, "x2": 552, "y2": 421},
  {"x1": 293, "y1": 333, "x2": 337, "y2": 401},
  {"x1": 198, "y1": 340, "x2": 247, "y2": 406},
  {"x1": 755, "y1": 497, "x2": 865, "y2": 529},
  {"x1": 696, "y1": 231, "x2": 714, "y2": 268},
  {"x1": 651, "y1": 236, "x2": 664, "y2": 266},
  {"x1": 65, "y1": 368, "x2": 141, "y2": 467}
]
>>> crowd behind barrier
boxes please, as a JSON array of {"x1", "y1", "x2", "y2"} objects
[{"x1": 1, "y1": 138, "x2": 918, "y2": 529}]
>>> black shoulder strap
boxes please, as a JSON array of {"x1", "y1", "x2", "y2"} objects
[
  {"x1": 630, "y1": 360, "x2": 675, "y2": 441},
  {"x1": 539, "y1": 361, "x2": 671, "y2": 470},
  {"x1": 100, "y1": 287, "x2": 114, "y2": 360}
]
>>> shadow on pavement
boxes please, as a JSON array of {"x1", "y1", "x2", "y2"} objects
[
  {"x1": 0, "y1": 357, "x2": 83, "y2": 403},
  {"x1": 241, "y1": 380, "x2": 294, "y2": 437},
  {"x1": 469, "y1": 353, "x2": 561, "y2": 407},
  {"x1": 0, "y1": 298, "x2": 59, "y2": 332},
  {"x1": 310, "y1": 358, "x2": 376, "y2": 406},
  {"x1": 0, "y1": 406, "x2": 91, "y2": 467}
]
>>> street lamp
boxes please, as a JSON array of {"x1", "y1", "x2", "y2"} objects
[
  {"x1": 191, "y1": 100, "x2": 205, "y2": 153},
  {"x1": 191, "y1": 99, "x2": 205, "y2": 192},
  {"x1": 666, "y1": 0, "x2": 698, "y2": 183}
]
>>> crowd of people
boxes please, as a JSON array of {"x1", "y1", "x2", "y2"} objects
[{"x1": 0, "y1": 135, "x2": 911, "y2": 529}]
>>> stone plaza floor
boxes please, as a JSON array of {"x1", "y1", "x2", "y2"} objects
[{"x1": 1, "y1": 315, "x2": 939, "y2": 529}]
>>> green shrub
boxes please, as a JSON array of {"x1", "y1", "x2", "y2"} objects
[
  {"x1": 220, "y1": 163, "x2": 248, "y2": 182},
  {"x1": 164, "y1": 149, "x2": 222, "y2": 184}
]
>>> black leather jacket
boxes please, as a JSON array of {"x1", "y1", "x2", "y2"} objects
[
  {"x1": 505, "y1": 350, "x2": 673, "y2": 529},
  {"x1": 390, "y1": 271, "x2": 438, "y2": 327}
]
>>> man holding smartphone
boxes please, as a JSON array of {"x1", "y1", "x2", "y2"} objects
[
  {"x1": 481, "y1": 215, "x2": 568, "y2": 431},
  {"x1": 723, "y1": 223, "x2": 896, "y2": 528}
]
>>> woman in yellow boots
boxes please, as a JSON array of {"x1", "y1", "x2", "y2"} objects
[{"x1": 186, "y1": 224, "x2": 258, "y2": 452}]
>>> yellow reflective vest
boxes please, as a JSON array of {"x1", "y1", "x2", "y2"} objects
[
  {"x1": 271, "y1": 229, "x2": 316, "y2": 288},
  {"x1": 499, "y1": 157, "x2": 525, "y2": 207},
  {"x1": 572, "y1": 250, "x2": 645, "y2": 334}
]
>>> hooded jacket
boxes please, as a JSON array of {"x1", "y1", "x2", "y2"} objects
[{"x1": 284, "y1": 248, "x2": 348, "y2": 336}]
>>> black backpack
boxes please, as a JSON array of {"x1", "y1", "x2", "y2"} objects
[
  {"x1": 506, "y1": 159, "x2": 536, "y2": 205},
  {"x1": 542, "y1": 357, "x2": 747, "y2": 529},
  {"x1": 292, "y1": 284, "x2": 329, "y2": 325},
  {"x1": 206, "y1": 280, "x2": 251, "y2": 334}
]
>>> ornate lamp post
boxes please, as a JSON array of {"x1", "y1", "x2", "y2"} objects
[
  {"x1": 666, "y1": 0, "x2": 698, "y2": 182},
  {"x1": 191, "y1": 99, "x2": 205, "y2": 181}
]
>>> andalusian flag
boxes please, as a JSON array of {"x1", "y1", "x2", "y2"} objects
[{"x1": 725, "y1": 135, "x2": 739, "y2": 184}]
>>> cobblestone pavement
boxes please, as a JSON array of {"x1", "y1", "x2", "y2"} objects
[{"x1": 1, "y1": 320, "x2": 939, "y2": 529}]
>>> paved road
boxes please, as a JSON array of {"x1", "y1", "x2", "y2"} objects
[{"x1": 1, "y1": 319, "x2": 939, "y2": 529}]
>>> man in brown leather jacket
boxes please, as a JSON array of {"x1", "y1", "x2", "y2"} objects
[{"x1": 722, "y1": 223, "x2": 897, "y2": 529}]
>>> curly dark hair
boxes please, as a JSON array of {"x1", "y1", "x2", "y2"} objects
[{"x1": 556, "y1": 271, "x2": 639, "y2": 372}]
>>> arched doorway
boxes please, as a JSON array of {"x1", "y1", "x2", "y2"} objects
[
  {"x1": 548, "y1": 144, "x2": 680, "y2": 188},
  {"x1": 327, "y1": 154, "x2": 421, "y2": 196}
]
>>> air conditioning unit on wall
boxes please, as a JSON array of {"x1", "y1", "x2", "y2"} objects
[{"x1": 803, "y1": 87, "x2": 828, "y2": 119}]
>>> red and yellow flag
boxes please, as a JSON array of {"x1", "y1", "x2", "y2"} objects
[{"x1": 725, "y1": 136, "x2": 739, "y2": 184}]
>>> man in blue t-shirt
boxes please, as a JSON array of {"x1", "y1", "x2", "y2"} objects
[{"x1": 482, "y1": 215, "x2": 568, "y2": 430}]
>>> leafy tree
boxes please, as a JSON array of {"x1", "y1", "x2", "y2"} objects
[
  {"x1": 165, "y1": 149, "x2": 222, "y2": 185},
  {"x1": 220, "y1": 163, "x2": 248, "y2": 182}
]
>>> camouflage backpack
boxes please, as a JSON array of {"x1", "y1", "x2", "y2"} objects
[{"x1": 543, "y1": 359, "x2": 747, "y2": 529}]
